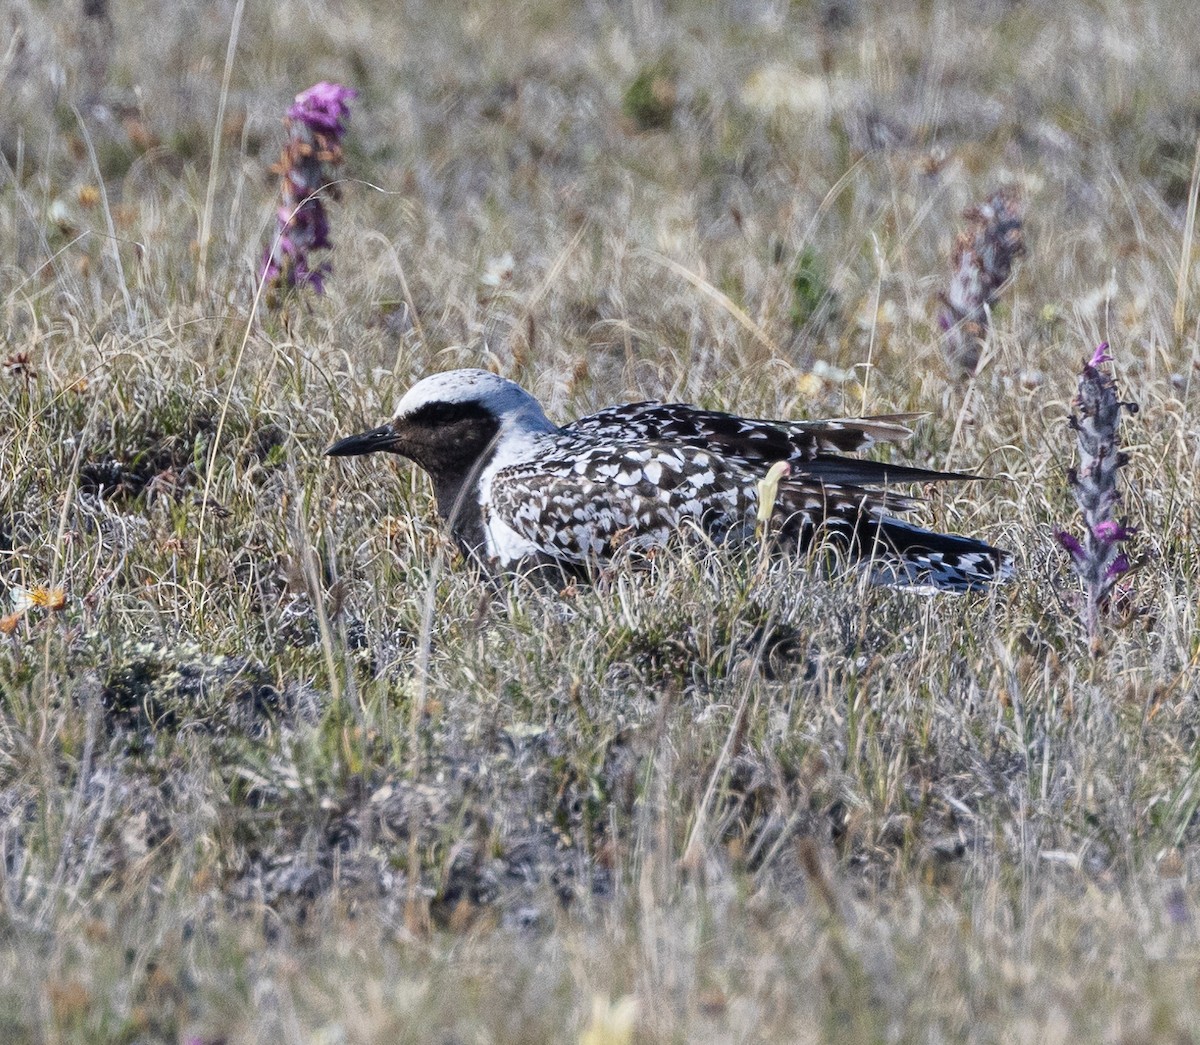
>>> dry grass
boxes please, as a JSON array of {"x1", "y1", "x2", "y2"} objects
[{"x1": 3, "y1": 0, "x2": 1200, "y2": 1040}]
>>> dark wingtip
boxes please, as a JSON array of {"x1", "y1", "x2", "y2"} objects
[
  {"x1": 325, "y1": 424, "x2": 398, "y2": 457},
  {"x1": 797, "y1": 457, "x2": 986, "y2": 486}
]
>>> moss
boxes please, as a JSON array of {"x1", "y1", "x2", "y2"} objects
[
  {"x1": 622, "y1": 64, "x2": 677, "y2": 131},
  {"x1": 789, "y1": 247, "x2": 838, "y2": 331}
]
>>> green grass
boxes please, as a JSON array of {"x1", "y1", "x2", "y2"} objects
[{"x1": 2, "y1": 0, "x2": 1200, "y2": 1040}]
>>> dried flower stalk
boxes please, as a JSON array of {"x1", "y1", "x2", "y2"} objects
[{"x1": 939, "y1": 188, "x2": 1026, "y2": 373}]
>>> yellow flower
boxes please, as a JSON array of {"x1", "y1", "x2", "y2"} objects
[
  {"x1": 15, "y1": 586, "x2": 67, "y2": 612},
  {"x1": 7, "y1": 586, "x2": 68, "y2": 632}
]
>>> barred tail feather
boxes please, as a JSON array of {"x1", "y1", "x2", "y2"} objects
[{"x1": 865, "y1": 516, "x2": 1013, "y2": 593}]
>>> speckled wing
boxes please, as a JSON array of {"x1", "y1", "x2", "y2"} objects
[
  {"x1": 483, "y1": 435, "x2": 1008, "y2": 590},
  {"x1": 485, "y1": 440, "x2": 756, "y2": 567},
  {"x1": 567, "y1": 403, "x2": 971, "y2": 486},
  {"x1": 769, "y1": 477, "x2": 920, "y2": 544}
]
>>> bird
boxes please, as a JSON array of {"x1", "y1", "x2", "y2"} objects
[{"x1": 326, "y1": 368, "x2": 1012, "y2": 592}]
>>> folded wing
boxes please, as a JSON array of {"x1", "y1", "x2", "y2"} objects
[{"x1": 568, "y1": 403, "x2": 973, "y2": 486}]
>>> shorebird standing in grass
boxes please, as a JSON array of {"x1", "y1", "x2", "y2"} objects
[{"x1": 327, "y1": 369, "x2": 1011, "y2": 592}]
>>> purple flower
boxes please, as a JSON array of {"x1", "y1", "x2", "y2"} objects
[
  {"x1": 292, "y1": 201, "x2": 331, "y2": 249},
  {"x1": 1104, "y1": 553, "x2": 1130, "y2": 580},
  {"x1": 1088, "y1": 341, "x2": 1112, "y2": 368},
  {"x1": 287, "y1": 81, "x2": 358, "y2": 134},
  {"x1": 1056, "y1": 531, "x2": 1085, "y2": 561},
  {"x1": 1092, "y1": 520, "x2": 1133, "y2": 543},
  {"x1": 296, "y1": 259, "x2": 329, "y2": 293}
]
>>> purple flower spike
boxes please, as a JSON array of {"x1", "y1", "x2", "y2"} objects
[
  {"x1": 262, "y1": 82, "x2": 355, "y2": 305},
  {"x1": 288, "y1": 81, "x2": 358, "y2": 133},
  {"x1": 1057, "y1": 343, "x2": 1138, "y2": 653},
  {"x1": 1104, "y1": 554, "x2": 1130, "y2": 580}
]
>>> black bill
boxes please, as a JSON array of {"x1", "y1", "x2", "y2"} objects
[{"x1": 325, "y1": 424, "x2": 400, "y2": 457}]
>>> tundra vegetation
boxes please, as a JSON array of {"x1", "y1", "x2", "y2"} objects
[{"x1": 0, "y1": 0, "x2": 1197, "y2": 1041}]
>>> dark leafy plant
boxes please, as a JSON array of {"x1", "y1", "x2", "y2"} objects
[
  {"x1": 623, "y1": 65, "x2": 676, "y2": 131},
  {"x1": 789, "y1": 247, "x2": 838, "y2": 330}
]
